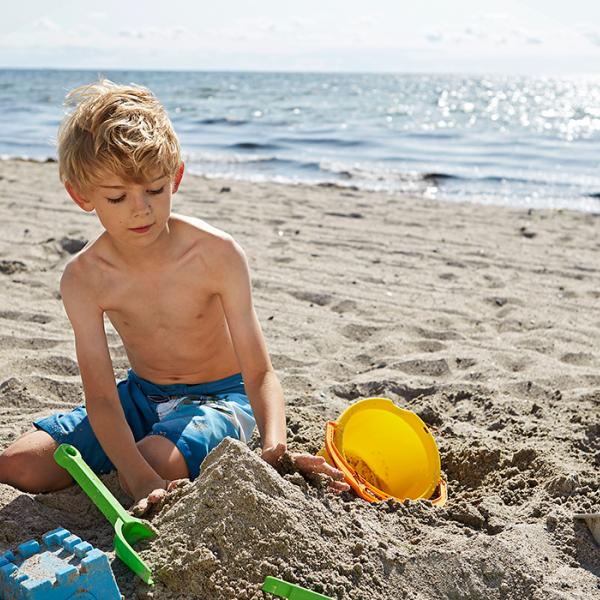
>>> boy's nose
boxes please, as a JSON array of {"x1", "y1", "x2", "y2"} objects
[{"x1": 132, "y1": 193, "x2": 152, "y2": 214}]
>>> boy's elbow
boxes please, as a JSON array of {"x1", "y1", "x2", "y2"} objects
[{"x1": 243, "y1": 366, "x2": 277, "y2": 387}]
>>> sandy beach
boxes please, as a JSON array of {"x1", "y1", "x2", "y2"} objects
[{"x1": 0, "y1": 157, "x2": 598, "y2": 599}]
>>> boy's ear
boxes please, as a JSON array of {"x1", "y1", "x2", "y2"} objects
[
  {"x1": 65, "y1": 181, "x2": 95, "y2": 212},
  {"x1": 172, "y1": 162, "x2": 185, "y2": 194}
]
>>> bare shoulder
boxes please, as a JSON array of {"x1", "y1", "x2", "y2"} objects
[
  {"x1": 170, "y1": 213, "x2": 246, "y2": 267},
  {"x1": 59, "y1": 233, "x2": 106, "y2": 294}
]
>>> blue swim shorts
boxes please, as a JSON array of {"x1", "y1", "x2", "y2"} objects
[{"x1": 33, "y1": 368, "x2": 256, "y2": 479}]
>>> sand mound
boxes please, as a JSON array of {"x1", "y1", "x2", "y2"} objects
[{"x1": 131, "y1": 438, "x2": 599, "y2": 600}]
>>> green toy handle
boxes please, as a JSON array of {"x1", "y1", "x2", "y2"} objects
[
  {"x1": 262, "y1": 576, "x2": 333, "y2": 600},
  {"x1": 54, "y1": 443, "x2": 131, "y2": 527}
]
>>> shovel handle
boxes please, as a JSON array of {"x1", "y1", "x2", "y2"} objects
[{"x1": 54, "y1": 443, "x2": 131, "y2": 527}]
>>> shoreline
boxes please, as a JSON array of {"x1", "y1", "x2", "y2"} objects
[{"x1": 2, "y1": 154, "x2": 599, "y2": 215}]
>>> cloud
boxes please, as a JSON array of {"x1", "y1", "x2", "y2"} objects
[
  {"x1": 424, "y1": 29, "x2": 443, "y2": 43},
  {"x1": 480, "y1": 13, "x2": 509, "y2": 23},
  {"x1": 118, "y1": 29, "x2": 146, "y2": 39},
  {"x1": 422, "y1": 19, "x2": 547, "y2": 48},
  {"x1": 578, "y1": 26, "x2": 600, "y2": 46},
  {"x1": 510, "y1": 28, "x2": 544, "y2": 45},
  {"x1": 32, "y1": 17, "x2": 60, "y2": 32}
]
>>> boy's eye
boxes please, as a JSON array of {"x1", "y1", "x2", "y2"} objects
[{"x1": 106, "y1": 187, "x2": 165, "y2": 204}]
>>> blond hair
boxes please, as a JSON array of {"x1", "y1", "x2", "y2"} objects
[{"x1": 57, "y1": 78, "x2": 181, "y2": 192}]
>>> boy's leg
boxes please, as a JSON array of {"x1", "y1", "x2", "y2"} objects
[
  {"x1": 0, "y1": 429, "x2": 73, "y2": 493},
  {"x1": 118, "y1": 435, "x2": 189, "y2": 497},
  {"x1": 136, "y1": 435, "x2": 189, "y2": 481},
  {"x1": 146, "y1": 393, "x2": 256, "y2": 481}
]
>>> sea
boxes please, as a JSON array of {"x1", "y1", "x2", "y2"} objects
[{"x1": 1, "y1": 69, "x2": 599, "y2": 212}]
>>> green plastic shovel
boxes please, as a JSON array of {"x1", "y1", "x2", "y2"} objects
[
  {"x1": 54, "y1": 443, "x2": 157, "y2": 585},
  {"x1": 262, "y1": 576, "x2": 333, "y2": 599}
]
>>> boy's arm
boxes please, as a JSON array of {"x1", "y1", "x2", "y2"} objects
[
  {"x1": 216, "y1": 238, "x2": 349, "y2": 492},
  {"x1": 60, "y1": 260, "x2": 165, "y2": 499},
  {"x1": 215, "y1": 238, "x2": 286, "y2": 450}
]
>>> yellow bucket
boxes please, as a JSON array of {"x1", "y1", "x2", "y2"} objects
[{"x1": 319, "y1": 397, "x2": 447, "y2": 506}]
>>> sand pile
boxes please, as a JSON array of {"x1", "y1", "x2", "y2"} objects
[{"x1": 128, "y1": 437, "x2": 599, "y2": 600}]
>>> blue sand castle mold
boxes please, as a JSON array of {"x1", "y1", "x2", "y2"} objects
[{"x1": 0, "y1": 527, "x2": 121, "y2": 600}]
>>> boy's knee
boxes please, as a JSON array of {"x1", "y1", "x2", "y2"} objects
[
  {"x1": 0, "y1": 448, "x2": 39, "y2": 491},
  {"x1": 0, "y1": 433, "x2": 72, "y2": 493},
  {"x1": 137, "y1": 435, "x2": 189, "y2": 481}
]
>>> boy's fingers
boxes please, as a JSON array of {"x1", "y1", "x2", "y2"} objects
[
  {"x1": 132, "y1": 498, "x2": 149, "y2": 516},
  {"x1": 132, "y1": 486, "x2": 171, "y2": 516},
  {"x1": 298, "y1": 456, "x2": 345, "y2": 481},
  {"x1": 292, "y1": 454, "x2": 349, "y2": 489},
  {"x1": 166, "y1": 478, "x2": 189, "y2": 492},
  {"x1": 147, "y1": 488, "x2": 167, "y2": 503},
  {"x1": 329, "y1": 480, "x2": 351, "y2": 493}
]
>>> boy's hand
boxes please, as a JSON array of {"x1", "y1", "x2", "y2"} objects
[
  {"x1": 130, "y1": 477, "x2": 188, "y2": 516},
  {"x1": 261, "y1": 443, "x2": 351, "y2": 493}
]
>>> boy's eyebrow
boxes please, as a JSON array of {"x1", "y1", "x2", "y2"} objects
[{"x1": 100, "y1": 175, "x2": 166, "y2": 189}]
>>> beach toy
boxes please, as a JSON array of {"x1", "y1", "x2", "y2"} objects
[
  {"x1": 0, "y1": 527, "x2": 121, "y2": 599},
  {"x1": 54, "y1": 443, "x2": 157, "y2": 585},
  {"x1": 318, "y1": 397, "x2": 447, "y2": 506},
  {"x1": 574, "y1": 513, "x2": 600, "y2": 545},
  {"x1": 262, "y1": 576, "x2": 333, "y2": 599}
]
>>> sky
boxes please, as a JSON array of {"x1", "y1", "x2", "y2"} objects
[{"x1": 1, "y1": 0, "x2": 599, "y2": 74}]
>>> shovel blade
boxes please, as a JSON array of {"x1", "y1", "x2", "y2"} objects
[{"x1": 114, "y1": 518, "x2": 156, "y2": 585}]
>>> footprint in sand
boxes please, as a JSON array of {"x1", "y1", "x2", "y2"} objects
[
  {"x1": 392, "y1": 358, "x2": 450, "y2": 377},
  {"x1": 482, "y1": 274, "x2": 506, "y2": 289},
  {"x1": 288, "y1": 290, "x2": 333, "y2": 306},
  {"x1": 455, "y1": 357, "x2": 477, "y2": 370},
  {"x1": 331, "y1": 380, "x2": 437, "y2": 401},
  {"x1": 59, "y1": 237, "x2": 88, "y2": 255},
  {"x1": 32, "y1": 355, "x2": 80, "y2": 376},
  {"x1": 411, "y1": 340, "x2": 446, "y2": 353},
  {"x1": 330, "y1": 299, "x2": 358, "y2": 314},
  {"x1": 0, "y1": 377, "x2": 45, "y2": 410},
  {"x1": 560, "y1": 352, "x2": 594, "y2": 366},
  {"x1": 340, "y1": 323, "x2": 380, "y2": 342},
  {"x1": 0, "y1": 335, "x2": 61, "y2": 350},
  {"x1": 497, "y1": 354, "x2": 532, "y2": 373},
  {"x1": 0, "y1": 260, "x2": 27, "y2": 275},
  {"x1": 0, "y1": 310, "x2": 53, "y2": 324},
  {"x1": 439, "y1": 272, "x2": 457, "y2": 281},
  {"x1": 412, "y1": 326, "x2": 463, "y2": 341},
  {"x1": 26, "y1": 375, "x2": 83, "y2": 405}
]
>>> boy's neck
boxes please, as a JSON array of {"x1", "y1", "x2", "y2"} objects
[{"x1": 105, "y1": 220, "x2": 175, "y2": 270}]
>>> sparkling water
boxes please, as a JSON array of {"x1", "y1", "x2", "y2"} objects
[{"x1": 1, "y1": 69, "x2": 599, "y2": 211}]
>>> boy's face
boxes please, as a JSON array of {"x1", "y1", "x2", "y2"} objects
[{"x1": 66, "y1": 163, "x2": 184, "y2": 246}]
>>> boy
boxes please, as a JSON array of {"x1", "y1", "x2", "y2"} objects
[{"x1": 0, "y1": 79, "x2": 348, "y2": 514}]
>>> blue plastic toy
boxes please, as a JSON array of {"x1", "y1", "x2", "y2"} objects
[{"x1": 0, "y1": 527, "x2": 121, "y2": 599}]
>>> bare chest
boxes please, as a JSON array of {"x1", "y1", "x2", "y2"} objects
[{"x1": 99, "y1": 261, "x2": 219, "y2": 343}]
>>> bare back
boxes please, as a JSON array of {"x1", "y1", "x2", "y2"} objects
[{"x1": 75, "y1": 214, "x2": 240, "y2": 384}]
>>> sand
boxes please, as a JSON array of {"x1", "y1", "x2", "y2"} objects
[{"x1": 0, "y1": 157, "x2": 598, "y2": 599}]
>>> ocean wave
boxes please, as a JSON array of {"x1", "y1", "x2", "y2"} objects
[
  {"x1": 228, "y1": 142, "x2": 282, "y2": 151},
  {"x1": 185, "y1": 151, "x2": 276, "y2": 165},
  {"x1": 275, "y1": 136, "x2": 366, "y2": 147},
  {"x1": 194, "y1": 117, "x2": 248, "y2": 126}
]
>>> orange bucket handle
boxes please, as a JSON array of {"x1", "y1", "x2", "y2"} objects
[{"x1": 324, "y1": 420, "x2": 448, "y2": 507}]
